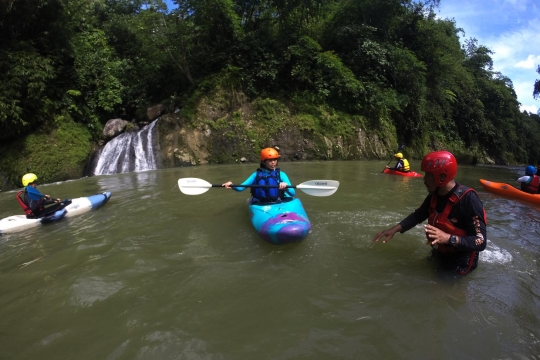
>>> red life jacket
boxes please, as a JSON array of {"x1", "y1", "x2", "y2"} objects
[
  {"x1": 427, "y1": 185, "x2": 487, "y2": 275},
  {"x1": 16, "y1": 191, "x2": 35, "y2": 217},
  {"x1": 520, "y1": 175, "x2": 540, "y2": 194}
]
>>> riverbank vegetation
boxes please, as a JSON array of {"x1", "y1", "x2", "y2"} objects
[{"x1": 1, "y1": 0, "x2": 540, "y2": 188}]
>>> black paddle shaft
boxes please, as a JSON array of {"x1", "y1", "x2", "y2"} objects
[{"x1": 212, "y1": 184, "x2": 297, "y2": 188}]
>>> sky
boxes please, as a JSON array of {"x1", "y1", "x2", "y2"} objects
[{"x1": 437, "y1": 0, "x2": 540, "y2": 114}]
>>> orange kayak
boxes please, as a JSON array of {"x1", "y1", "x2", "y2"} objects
[
  {"x1": 479, "y1": 179, "x2": 540, "y2": 205},
  {"x1": 383, "y1": 168, "x2": 423, "y2": 178}
]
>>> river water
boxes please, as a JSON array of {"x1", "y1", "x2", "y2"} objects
[{"x1": 1, "y1": 161, "x2": 539, "y2": 359}]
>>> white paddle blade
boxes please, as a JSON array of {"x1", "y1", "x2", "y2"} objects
[
  {"x1": 296, "y1": 180, "x2": 339, "y2": 197},
  {"x1": 178, "y1": 178, "x2": 212, "y2": 195}
]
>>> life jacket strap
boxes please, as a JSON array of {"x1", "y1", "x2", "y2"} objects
[{"x1": 458, "y1": 251, "x2": 477, "y2": 275}]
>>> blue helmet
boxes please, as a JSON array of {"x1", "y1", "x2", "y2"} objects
[{"x1": 525, "y1": 165, "x2": 537, "y2": 175}]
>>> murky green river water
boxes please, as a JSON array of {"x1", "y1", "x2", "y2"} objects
[{"x1": 1, "y1": 161, "x2": 539, "y2": 359}]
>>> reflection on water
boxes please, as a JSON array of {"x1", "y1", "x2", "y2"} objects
[
  {"x1": 0, "y1": 162, "x2": 540, "y2": 359},
  {"x1": 70, "y1": 276, "x2": 125, "y2": 307},
  {"x1": 96, "y1": 170, "x2": 159, "y2": 194}
]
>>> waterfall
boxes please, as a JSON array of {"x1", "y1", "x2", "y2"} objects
[{"x1": 93, "y1": 120, "x2": 158, "y2": 175}]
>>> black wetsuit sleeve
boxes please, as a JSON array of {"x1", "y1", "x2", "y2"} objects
[
  {"x1": 399, "y1": 195, "x2": 431, "y2": 233},
  {"x1": 455, "y1": 191, "x2": 487, "y2": 252},
  {"x1": 390, "y1": 160, "x2": 403, "y2": 170}
]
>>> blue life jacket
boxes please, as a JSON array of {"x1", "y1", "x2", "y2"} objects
[
  {"x1": 24, "y1": 186, "x2": 45, "y2": 211},
  {"x1": 251, "y1": 168, "x2": 284, "y2": 203}
]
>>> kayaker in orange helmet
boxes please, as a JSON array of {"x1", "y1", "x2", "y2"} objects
[
  {"x1": 386, "y1": 152, "x2": 410, "y2": 172},
  {"x1": 222, "y1": 148, "x2": 296, "y2": 203},
  {"x1": 373, "y1": 150, "x2": 487, "y2": 276},
  {"x1": 517, "y1": 165, "x2": 539, "y2": 194}
]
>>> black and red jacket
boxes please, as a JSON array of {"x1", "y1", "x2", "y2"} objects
[{"x1": 399, "y1": 183, "x2": 487, "y2": 275}]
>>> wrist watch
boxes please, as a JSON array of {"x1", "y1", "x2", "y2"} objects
[{"x1": 449, "y1": 235, "x2": 457, "y2": 246}]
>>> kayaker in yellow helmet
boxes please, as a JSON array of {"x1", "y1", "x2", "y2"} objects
[
  {"x1": 222, "y1": 147, "x2": 296, "y2": 203},
  {"x1": 19, "y1": 173, "x2": 68, "y2": 218},
  {"x1": 386, "y1": 152, "x2": 410, "y2": 172},
  {"x1": 373, "y1": 150, "x2": 487, "y2": 276}
]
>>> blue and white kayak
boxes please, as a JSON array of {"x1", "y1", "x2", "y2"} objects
[
  {"x1": 249, "y1": 198, "x2": 311, "y2": 244},
  {"x1": 0, "y1": 192, "x2": 111, "y2": 235}
]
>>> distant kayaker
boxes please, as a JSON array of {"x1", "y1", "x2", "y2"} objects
[
  {"x1": 517, "y1": 165, "x2": 539, "y2": 194},
  {"x1": 373, "y1": 150, "x2": 487, "y2": 276},
  {"x1": 222, "y1": 148, "x2": 296, "y2": 203},
  {"x1": 20, "y1": 173, "x2": 67, "y2": 218},
  {"x1": 386, "y1": 152, "x2": 410, "y2": 172}
]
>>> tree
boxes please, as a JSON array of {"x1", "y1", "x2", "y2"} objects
[
  {"x1": 534, "y1": 65, "x2": 540, "y2": 100},
  {"x1": 0, "y1": 0, "x2": 70, "y2": 140},
  {"x1": 70, "y1": 29, "x2": 125, "y2": 131}
]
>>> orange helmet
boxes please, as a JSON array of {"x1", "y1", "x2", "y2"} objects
[{"x1": 260, "y1": 147, "x2": 280, "y2": 161}]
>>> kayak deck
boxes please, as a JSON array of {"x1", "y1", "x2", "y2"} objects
[
  {"x1": 479, "y1": 179, "x2": 540, "y2": 205},
  {"x1": 64, "y1": 192, "x2": 111, "y2": 217},
  {"x1": 383, "y1": 168, "x2": 423, "y2": 178},
  {"x1": 249, "y1": 198, "x2": 311, "y2": 245}
]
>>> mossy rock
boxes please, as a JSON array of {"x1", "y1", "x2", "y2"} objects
[{"x1": 0, "y1": 120, "x2": 92, "y2": 190}]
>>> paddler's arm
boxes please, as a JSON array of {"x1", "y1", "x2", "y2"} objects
[
  {"x1": 222, "y1": 173, "x2": 257, "y2": 191},
  {"x1": 373, "y1": 196, "x2": 430, "y2": 243},
  {"x1": 388, "y1": 160, "x2": 400, "y2": 170},
  {"x1": 279, "y1": 172, "x2": 295, "y2": 196},
  {"x1": 373, "y1": 224, "x2": 402, "y2": 243},
  {"x1": 452, "y1": 192, "x2": 487, "y2": 251},
  {"x1": 398, "y1": 196, "x2": 431, "y2": 233}
]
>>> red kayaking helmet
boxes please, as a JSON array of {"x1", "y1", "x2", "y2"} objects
[{"x1": 421, "y1": 150, "x2": 457, "y2": 187}]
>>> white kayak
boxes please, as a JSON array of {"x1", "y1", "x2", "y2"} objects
[{"x1": 0, "y1": 192, "x2": 111, "y2": 235}]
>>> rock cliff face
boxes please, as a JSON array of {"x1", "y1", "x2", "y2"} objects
[
  {"x1": 91, "y1": 90, "x2": 490, "y2": 173},
  {"x1": 155, "y1": 113, "x2": 395, "y2": 167}
]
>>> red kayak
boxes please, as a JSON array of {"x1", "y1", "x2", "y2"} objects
[{"x1": 383, "y1": 168, "x2": 423, "y2": 178}]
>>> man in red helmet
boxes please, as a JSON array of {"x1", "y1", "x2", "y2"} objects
[{"x1": 373, "y1": 150, "x2": 487, "y2": 275}]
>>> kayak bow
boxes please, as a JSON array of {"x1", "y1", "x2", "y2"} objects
[{"x1": 479, "y1": 179, "x2": 540, "y2": 205}]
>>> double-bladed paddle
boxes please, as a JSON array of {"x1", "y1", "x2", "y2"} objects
[{"x1": 178, "y1": 178, "x2": 339, "y2": 197}]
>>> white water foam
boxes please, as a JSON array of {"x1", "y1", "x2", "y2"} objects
[{"x1": 481, "y1": 240, "x2": 513, "y2": 264}]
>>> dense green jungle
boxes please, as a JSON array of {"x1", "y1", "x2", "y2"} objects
[{"x1": 1, "y1": 0, "x2": 540, "y2": 191}]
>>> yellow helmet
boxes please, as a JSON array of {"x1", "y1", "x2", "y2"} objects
[
  {"x1": 394, "y1": 153, "x2": 403, "y2": 159},
  {"x1": 22, "y1": 173, "x2": 38, "y2": 187}
]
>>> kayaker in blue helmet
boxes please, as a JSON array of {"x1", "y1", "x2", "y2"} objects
[
  {"x1": 517, "y1": 165, "x2": 539, "y2": 194},
  {"x1": 20, "y1": 173, "x2": 67, "y2": 218},
  {"x1": 386, "y1": 152, "x2": 410, "y2": 172},
  {"x1": 222, "y1": 147, "x2": 296, "y2": 203}
]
